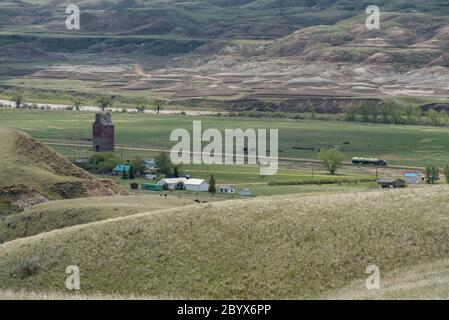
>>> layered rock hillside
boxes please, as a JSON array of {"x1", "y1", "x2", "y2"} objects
[{"x1": 0, "y1": 129, "x2": 127, "y2": 214}]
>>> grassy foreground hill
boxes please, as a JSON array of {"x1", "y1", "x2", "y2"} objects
[
  {"x1": 0, "y1": 128, "x2": 127, "y2": 214},
  {"x1": 0, "y1": 195, "x2": 194, "y2": 244},
  {"x1": 1, "y1": 186, "x2": 449, "y2": 299},
  {"x1": 327, "y1": 257, "x2": 449, "y2": 300}
]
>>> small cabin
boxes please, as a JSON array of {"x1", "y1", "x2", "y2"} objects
[
  {"x1": 403, "y1": 173, "x2": 421, "y2": 185},
  {"x1": 143, "y1": 159, "x2": 157, "y2": 170},
  {"x1": 219, "y1": 186, "x2": 236, "y2": 194}
]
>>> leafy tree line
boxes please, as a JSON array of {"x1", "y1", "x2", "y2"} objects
[
  {"x1": 77, "y1": 96, "x2": 166, "y2": 113},
  {"x1": 344, "y1": 103, "x2": 449, "y2": 126},
  {"x1": 423, "y1": 164, "x2": 449, "y2": 185},
  {"x1": 154, "y1": 152, "x2": 182, "y2": 178},
  {"x1": 74, "y1": 153, "x2": 145, "y2": 177}
]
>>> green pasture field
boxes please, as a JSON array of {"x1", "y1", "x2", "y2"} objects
[{"x1": 1, "y1": 108, "x2": 449, "y2": 167}]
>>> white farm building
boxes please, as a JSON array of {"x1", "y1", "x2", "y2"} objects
[
  {"x1": 185, "y1": 179, "x2": 210, "y2": 192},
  {"x1": 157, "y1": 178, "x2": 209, "y2": 192}
]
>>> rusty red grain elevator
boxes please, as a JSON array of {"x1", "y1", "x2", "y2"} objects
[{"x1": 92, "y1": 112, "x2": 115, "y2": 152}]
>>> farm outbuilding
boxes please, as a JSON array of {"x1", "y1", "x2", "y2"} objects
[
  {"x1": 185, "y1": 179, "x2": 209, "y2": 192},
  {"x1": 239, "y1": 189, "x2": 253, "y2": 196},
  {"x1": 112, "y1": 165, "x2": 130, "y2": 176},
  {"x1": 157, "y1": 178, "x2": 209, "y2": 192},
  {"x1": 219, "y1": 186, "x2": 236, "y2": 194},
  {"x1": 377, "y1": 178, "x2": 406, "y2": 189},
  {"x1": 144, "y1": 173, "x2": 157, "y2": 180},
  {"x1": 142, "y1": 183, "x2": 163, "y2": 192},
  {"x1": 403, "y1": 173, "x2": 422, "y2": 185},
  {"x1": 143, "y1": 159, "x2": 157, "y2": 170},
  {"x1": 157, "y1": 178, "x2": 186, "y2": 190}
]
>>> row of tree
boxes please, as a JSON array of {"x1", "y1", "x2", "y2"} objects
[
  {"x1": 10, "y1": 92, "x2": 166, "y2": 114},
  {"x1": 425, "y1": 164, "x2": 449, "y2": 184},
  {"x1": 344, "y1": 103, "x2": 449, "y2": 126}
]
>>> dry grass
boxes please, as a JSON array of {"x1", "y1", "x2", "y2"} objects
[
  {"x1": 0, "y1": 195, "x2": 194, "y2": 244},
  {"x1": 0, "y1": 289, "x2": 173, "y2": 300},
  {"x1": 326, "y1": 258, "x2": 449, "y2": 300},
  {"x1": 1, "y1": 186, "x2": 449, "y2": 299}
]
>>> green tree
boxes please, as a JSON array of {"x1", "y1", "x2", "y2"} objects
[
  {"x1": 129, "y1": 166, "x2": 135, "y2": 179},
  {"x1": 428, "y1": 109, "x2": 441, "y2": 126},
  {"x1": 425, "y1": 165, "x2": 440, "y2": 184},
  {"x1": 404, "y1": 106, "x2": 417, "y2": 125},
  {"x1": 380, "y1": 104, "x2": 391, "y2": 124},
  {"x1": 360, "y1": 105, "x2": 371, "y2": 123},
  {"x1": 130, "y1": 158, "x2": 145, "y2": 176},
  {"x1": 96, "y1": 96, "x2": 113, "y2": 112},
  {"x1": 443, "y1": 164, "x2": 449, "y2": 184},
  {"x1": 425, "y1": 165, "x2": 432, "y2": 184},
  {"x1": 154, "y1": 99, "x2": 166, "y2": 114},
  {"x1": 432, "y1": 165, "x2": 440, "y2": 183},
  {"x1": 90, "y1": 153, "x2": 119, "y2": 174},
  {"x1": 208, "y1": 175, "x2": 216, "y2": 195},
  {"x1": 155, "y1": 152, "x2": 173, "y2": 177},
  {"x1": 173, "y1": 165, "x2": 182, "y2": 178},
  {"x1": 440, "y1": 110, "x2": 448, "y2": 126},
  {"x1": 136, "y1": 104, "x2": 146, "y2": 113},
  {"x1": 371, "y1": 105, "x2": 379, "y2": 123},
  {"x1": 344, "y1": 105, "x2": 357, "y2": 122},
  {"x1": 390, "y1": 108, "x2": 402, "y2": 124},
  {"x1": 13, "y1": 92, "x2": 23, "y2": 109},
  {"x1": 319, "y1": 149, "x2": 344, "y2": 175},
  {"x1": 72, "y1": 96, "x2": 83, "y2": 111}
]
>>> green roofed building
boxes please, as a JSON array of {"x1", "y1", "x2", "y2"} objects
[{"x1": 113, "y1": 165, "x2": 131, "y2": 176}]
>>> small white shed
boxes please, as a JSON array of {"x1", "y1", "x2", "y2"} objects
[
  {"x1": 403, "y1": 173, "x2": 421, "y2": 185},
  {"x1": 239, "y1": 188, "x2": 252, "y2": 197}
]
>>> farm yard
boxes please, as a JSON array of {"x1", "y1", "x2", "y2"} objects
[{"x1": 107, "y1": 164, "x2": 375, "y2": 197}]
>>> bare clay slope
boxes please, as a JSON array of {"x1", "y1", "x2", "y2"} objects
[{"x1": 0, "y1": 128, "x2": 127, "y2": 214}]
